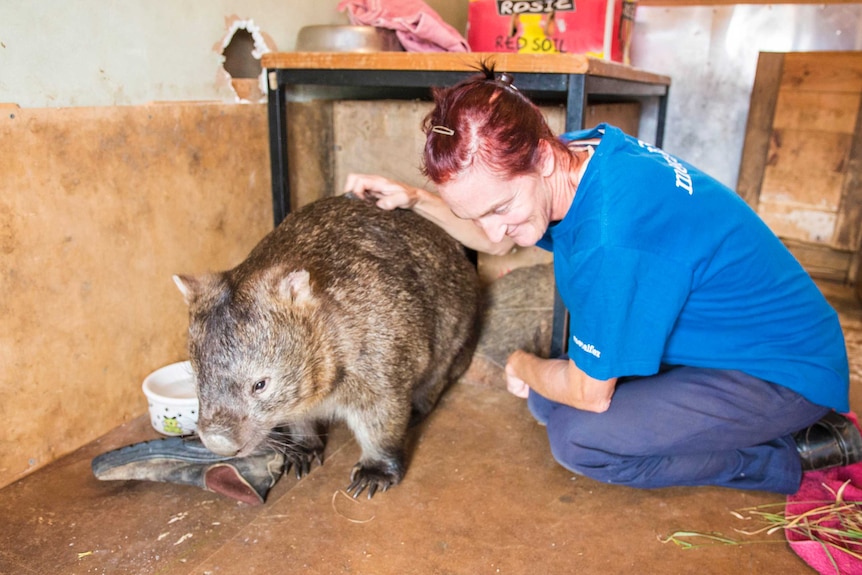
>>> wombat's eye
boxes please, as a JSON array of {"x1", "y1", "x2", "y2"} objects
[{"x1": 252, "y1": 379, "x2": 268, "y2": 394}]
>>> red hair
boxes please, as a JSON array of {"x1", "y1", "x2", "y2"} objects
[{"x1": 421, "y1": 61, "x2": 568, "y2": 185}]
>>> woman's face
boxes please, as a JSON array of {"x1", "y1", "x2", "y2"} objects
[{"x1": 439, "y1": 164, "x2": 550, "y2": 247}]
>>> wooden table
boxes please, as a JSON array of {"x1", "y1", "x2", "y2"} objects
[{"x1": 262, "y1": 51, "x2": 671, "y2": 357}]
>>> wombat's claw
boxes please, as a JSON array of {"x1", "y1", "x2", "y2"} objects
[
  {"x1": 283, "y1": 449, "x2": 324, "y2": 480},
  {"x1": 346, "y1": 464, "x2": 397, "y2": 499}
]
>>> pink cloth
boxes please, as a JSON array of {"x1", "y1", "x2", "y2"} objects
[
  {"x1": 337, "y1": 0, "x2": 470, "y2": 53},
  {"x1": 787, "y1": 413, "x2": 862, "y2": 574}
]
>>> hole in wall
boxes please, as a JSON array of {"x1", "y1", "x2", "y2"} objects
[
  {"x1": 217, "y1": 17, "x2": 275, "y2": 103},
  {"x1": 223, "y1": 29, "x2": 262, "y2": 79}
]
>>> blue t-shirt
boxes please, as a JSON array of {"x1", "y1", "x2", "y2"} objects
[{"x1": 537, "y1": 124, "x2": 849, "y2": 412}]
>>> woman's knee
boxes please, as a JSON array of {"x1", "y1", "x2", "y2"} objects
[
  {"x1": 544, "y1": 408, "x2": 651, "y2": 485},
  {"x1": 545, "y1": 433, "x2": 645, "y2": 486},
  {"x1": 527, "y1": 389, "x2": 559, "y2": 426},
  {"x1": 546, "y1": 411, "x2": 610, "y2": 475}
]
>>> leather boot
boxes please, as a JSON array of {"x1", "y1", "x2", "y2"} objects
[
  {"x1": 793, "y1": 411, "x2": 862, "y2": 472},
  {"x1": 92, "y1": 436, "x2": 284, "y2": 505}
]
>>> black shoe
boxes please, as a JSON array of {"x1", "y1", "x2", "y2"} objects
[
  {"x1": 92, "y1": 436, "x2": 285, "y2": 505},
  {"x1": 793, "y1": 411, "x2": 862, "y2": 472}
]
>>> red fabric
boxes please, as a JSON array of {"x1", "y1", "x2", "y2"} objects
[
  {"x1": 337, "y1": 0, "x2": 470, "y2": 53},
  {"x1": 787, "y1": 413, "x2": 862, "y2": 574}
]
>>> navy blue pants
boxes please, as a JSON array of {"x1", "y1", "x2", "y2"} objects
[{"x1": 527, "y1": 366, "x2": 830, "y2": 494}]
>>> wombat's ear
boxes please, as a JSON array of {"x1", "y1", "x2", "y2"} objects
[
  {"x1": 173, "y1": 273, "x2": 222, "y2": 306},
  {"x1": 277, "y1": 269, "x2": 314, "y2": 306}
]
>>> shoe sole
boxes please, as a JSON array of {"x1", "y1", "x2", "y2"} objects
[{"x1": 91, "y1": 436, "x2": 238, "y2": 476}]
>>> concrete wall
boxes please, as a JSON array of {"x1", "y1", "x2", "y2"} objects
[
  {"x1": 0, "y1": 0, "x2": 346, "y2": 107},
  {"x1": 0, "y1": 0, "x2": 466, "y2": 108}
]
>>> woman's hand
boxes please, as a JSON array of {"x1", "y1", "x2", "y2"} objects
[
  {"x1": 506, "y1": 350, "x2": 617, "y2": 413},
  {"x1": 505, "y1": 362, "x2": 531, "y2": 398},
  {"x1": 342, "y1": 172, "x2": 516, "y2": 256},
  {"x1": 343, "y1": 173, "x2": 420, "y2": 211}
]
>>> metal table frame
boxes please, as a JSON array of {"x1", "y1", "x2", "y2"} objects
[{"x1": 265, "y1": 56, "x2": 670, "y2": 359}]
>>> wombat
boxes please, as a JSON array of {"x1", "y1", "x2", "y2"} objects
[{"x1": 173, "y1": 194, "x2": 480, "y2": 498}]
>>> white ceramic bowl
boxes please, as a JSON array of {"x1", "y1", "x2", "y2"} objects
[{"x1": 142, "y1": 361, "x2": 199, "y2": 436}]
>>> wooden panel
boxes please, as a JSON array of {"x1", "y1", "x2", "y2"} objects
[
  {"x1": 757, "y1": 200, "x2": 837, "y2": 245},
  {"x1": 0, "y1": 104, "x2": 272, "y2": 488},
  {"x1": 760, "y1": 128, "x2": 851, "y2": 211},
  {"x1": 835, "y1": 95, "x2": 862, "y2": 251},
  {"x1": 287, "y1": 100, "x2": 334, "y2": 210},
  {"x1": 737, "y1": 52, "x2": 784, "y2": 208},
  {"x1": 333, "y1": 100, "x2": 433, "y2": 205},
  {"x1": 783, "y1": 238, "x2": 854, "y2": 282},
  {"x1": 772, "y1": 91, "x2": 860, "y2": 134},
  {"x1": 262, "y1": 52, "x2": 671, "y2": 86},
  {"x1": 583, "y1": 101, "x2": 643, "y2": 135},
  {"x1": 781, "y1": 52, "x2": 862, "y2": 93}
]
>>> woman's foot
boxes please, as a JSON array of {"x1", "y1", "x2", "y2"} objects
[{"x1": 793, "y1": 411, "x2": 862, "y2": 471}]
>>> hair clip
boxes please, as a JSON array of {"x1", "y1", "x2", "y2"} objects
[
  {"x1": 431, "y1": 125, "x2": 455, "y2": 136},
  {"x1": 498, "y1": 73, "x2": 519, "y2": 92}
]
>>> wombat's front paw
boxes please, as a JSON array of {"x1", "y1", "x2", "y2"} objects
[{"x1": 346, "y1": 460, "x2": 404, "y2": 499}]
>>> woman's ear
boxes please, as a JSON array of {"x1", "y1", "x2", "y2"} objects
[{"x1": 538, "y1": 139, "x2": 556, "y2": 177}]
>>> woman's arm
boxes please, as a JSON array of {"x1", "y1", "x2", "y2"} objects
[
  {"x1": 505, "y1": 350, "x2": 617, "y2": 413},
  {"x1": 343, "y1": 173, "x2": 515, "y2": 256}
]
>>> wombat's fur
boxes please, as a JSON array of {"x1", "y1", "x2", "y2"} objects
[{"x1": 174, "y1": 195, "x2": 480, "y2": 498}]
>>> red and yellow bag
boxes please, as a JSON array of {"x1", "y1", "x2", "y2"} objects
[{"x1": 466, "y1": 0, "x2": 636, "y2": 63}]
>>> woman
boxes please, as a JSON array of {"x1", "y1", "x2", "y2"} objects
[{"x1": 344, "y1": 63, "x2": 859, "y2": 494}]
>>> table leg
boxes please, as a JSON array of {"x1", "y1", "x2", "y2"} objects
[
  {"x1": 655, "y1": 88, "x2": 669, "y2": 148},
  {"x1": 267, "y1": 71, "x2": 291, "y2": 227},
  {"x1": 550, "y1": 75, "x2": 588, "y2": 359}
]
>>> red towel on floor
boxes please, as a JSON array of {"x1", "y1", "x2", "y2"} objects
[
  {"x1": 787, "y1": 413, "x2": 862, "y2": 574},
  {"x1": 337, "y1": 0, "x2": 470, "y2": 52}
]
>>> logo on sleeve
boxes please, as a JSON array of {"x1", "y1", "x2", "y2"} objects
[{"x1": 572, "y1": 333, "x2": 601, "y2": 359}]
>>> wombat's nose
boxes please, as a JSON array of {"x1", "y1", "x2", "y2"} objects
[{"x1": 199, "y1": 432, "x2": 241, "y2": 456}]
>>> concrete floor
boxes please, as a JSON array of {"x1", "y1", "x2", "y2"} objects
[{"x1": 2, "y1": 267, "x2": 859, "y2": 575}]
